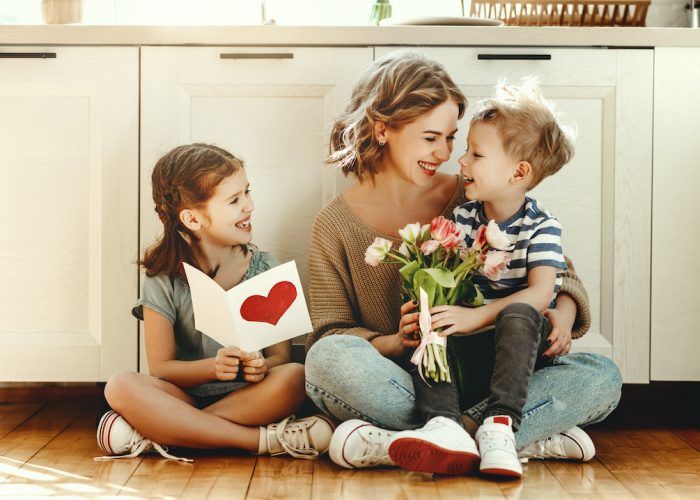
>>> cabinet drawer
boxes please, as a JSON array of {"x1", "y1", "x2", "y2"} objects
[
  {"x1": 147, "y1": 47, "x2": 357, "y2": 85},
  {"x1": 375, "y1": 47, "x2": 617, "y2": 86}
]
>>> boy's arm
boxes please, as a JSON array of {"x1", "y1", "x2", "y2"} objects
[{"x1": 431, "y1": 266, "x2": 557, "y2": 336}]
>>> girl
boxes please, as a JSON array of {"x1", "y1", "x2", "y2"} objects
[
  {"x1": 97, "y1": 143, "x2": 333, "y2": 462},
  {"x1": 303, "y1": 51, "x2": 621, "y2": 472}
]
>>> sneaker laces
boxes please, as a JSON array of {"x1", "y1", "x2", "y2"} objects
[
  {"x1": 94, "y1": 430, "x2": 192, "y2": 463},
  {"x1": 520, "y1": 434, "x2": 566, "y2": 459},
  {"x1": 353, "y1": 428, "x2": 395, "y2": 467},
  {"x1": 479, "y1": 428, "x2": 515, "y2": 454},
  {"x1": 271, "y1": 416, "x2": 320, "y2": 460}
]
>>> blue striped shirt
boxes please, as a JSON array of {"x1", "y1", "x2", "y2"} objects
[{"x1": 453, "y1": 197, "x2": 567, "y2": 307}]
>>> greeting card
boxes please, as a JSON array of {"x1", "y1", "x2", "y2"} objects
[{"x1": 183, "y1": 261, "x2": 312, "y2": 352}]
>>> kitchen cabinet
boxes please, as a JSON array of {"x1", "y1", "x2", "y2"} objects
[
  {"x1": 0, "y1": 47, "x2": 139, "y2": 381},
  {"x1": 139, "y1": 46, "x2": 373, "y2": 371},
  {"x1": 651, "y1": 48, "x2": 700, "y2": 381},
  {"x1": 375, "y1": 47, "x2": 654, "y2": 383}
]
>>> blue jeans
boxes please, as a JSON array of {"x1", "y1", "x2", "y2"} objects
[{"x1": 305, "y1": 334, "x2": 622, "y2": 450}]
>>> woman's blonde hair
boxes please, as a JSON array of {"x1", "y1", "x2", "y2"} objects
[
  {"x1": 328, "y1": 50, "x2": 467, "y2": 183},
  {"x1": 471, "y1": 78, "x2": 576, "y2": 188}
]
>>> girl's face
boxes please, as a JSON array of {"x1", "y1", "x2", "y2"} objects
[
  {"x1": 458, "y1": 120, "x2": 518, "y2": 202},
  {"x1": 199, "y1": 169, "x2": 254, "y2": 247},
  {"x1": 382, "y1": 100, "x2": 459, "y2": 186}
]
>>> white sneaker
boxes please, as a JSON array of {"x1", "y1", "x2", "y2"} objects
[
  {"x1": 518, "y1": 426, "x2": 595, "y2": 463},
  {"x1": 388, "y1": 416, "x2": 480, "y2": 475},
  {"x1": 476, "y1": 415, "x2": 522, "y2": 478},
  {"x1": 264, "y1": 414, "x2": 335, "y2": 459},
  {"x1": 329, "y1": 419, "x2": 397, "y2": 469},
  {"x1": 94, "y1": 410, "x2": 191, "y2": 462}
]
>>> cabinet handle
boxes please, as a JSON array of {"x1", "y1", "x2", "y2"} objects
[
  {"x1": 477, "y1": 54, "x2": 551, "y2": 61},
  {"x1": 0, "y1": 52, "x2": 57, "y2": 59},
  {"x1": 220, "y1": 52, "x2": 294, "y2": 60}
]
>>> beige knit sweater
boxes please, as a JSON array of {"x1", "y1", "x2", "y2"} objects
[{"x1": 306, "y1": 175, "x2": 591, "y2": 351}]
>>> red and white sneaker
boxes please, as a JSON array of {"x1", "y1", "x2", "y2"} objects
[
  {"x1": 388, "y1": 416, "x2": 480, "y2": 475},
  {"x1": 476, "y1": 415, "x2": 522, "y2": 478},
  {"x1": 95, "y1": 410, "x2": 191, "y2": 462}
]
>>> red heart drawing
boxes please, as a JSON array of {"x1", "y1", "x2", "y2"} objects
[{"x1": 239, "y1": 281, "x2": 297, "y2": 326}]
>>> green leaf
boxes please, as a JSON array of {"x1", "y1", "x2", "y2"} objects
[
  {"x1": 398, "y1": 260, "x2": 420, "y2": 284},
  {"x1": 412, "y1": 270, "x2": 437, "y2": 306},
  {"x1": 421, "y1": 268, "x2": 455, "y2": 288}
]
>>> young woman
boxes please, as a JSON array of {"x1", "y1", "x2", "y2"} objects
[
  {"x1": 303, "y1": 51, "x2": 622, "y2": 471},
  {"x1": 97, "y1": 143, "x2": 333, "y2": 462}
]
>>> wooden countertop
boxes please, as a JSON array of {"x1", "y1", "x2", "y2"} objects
[{"x1": 1, "y1": 25, "x2": 700, "y2": 47}]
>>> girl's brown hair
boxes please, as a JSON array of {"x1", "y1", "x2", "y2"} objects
[
  {"x1": 327, "y1": 50, "x2": 467, "y2": 183},
  {"x1": 141, "y1": 143, "x2": 244, "y2": 277}
]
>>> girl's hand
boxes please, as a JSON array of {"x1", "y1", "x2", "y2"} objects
[
  {"x1": 214, "y1": 347, "x2": 242, "y2": 381},
  {"x1": 542, "y1": 308, "x2": 573, "y2": 357},
  {"x1": 430, "y1": 305, "x2": 481, "y2": 337},
  {"x1": 240, "y1": 351, "x2": 267, "y2": 383},
  {"x1": 397, "y1": 300, "x2": 421, "y2": 352}
]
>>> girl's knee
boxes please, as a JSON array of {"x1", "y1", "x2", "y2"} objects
[
  {"x1": 561, "y1": 352, "x2": 622, "y2": 404},
  {"x1": 305, "y1": 335, "x2": 368, "y2": 381},
  {"x1": 104, "y1": 371, "x2": 142, "y2": 411}
]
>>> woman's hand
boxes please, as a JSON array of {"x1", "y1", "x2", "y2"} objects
[
  {"x1": 214, "y1": 347, "x2": 242, "y2": 381},
  {"x1": 240, "y1": 351, "x2": 268, "y2": 383},
  {"x1": 397, "y1": 300, "x2": 422, "y2": 351},
  {"x1": 542, "y1": 308, "x2": 573, "y2": 357}
]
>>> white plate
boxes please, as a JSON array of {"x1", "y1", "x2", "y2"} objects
[{"x1": 379, "y1": 16, "x2": 504, "y2": 27}]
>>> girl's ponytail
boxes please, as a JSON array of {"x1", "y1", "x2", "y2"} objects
[{"x1": 140, "y1": 143, "x2": 243, "y2": 277}]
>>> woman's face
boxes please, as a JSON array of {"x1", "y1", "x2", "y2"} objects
[{"x1": 381, "y1": 100, "x2": 459, "y2": 186}]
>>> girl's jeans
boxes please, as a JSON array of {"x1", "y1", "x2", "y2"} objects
[{"x1": 305, "y1": 330, "x2": 622, "y2": 450}]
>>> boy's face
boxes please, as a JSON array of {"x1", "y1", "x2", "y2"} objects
[{"x1": 458, "y1": 121, "x2": 519, "y2": 203}]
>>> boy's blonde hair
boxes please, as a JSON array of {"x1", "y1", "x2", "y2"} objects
[
  {"x1": 472, "y1": 78, "x2": 576, "y2": 188},
  {"x1": 328, "y1": 50, "x2": 467, "y2": 183}
]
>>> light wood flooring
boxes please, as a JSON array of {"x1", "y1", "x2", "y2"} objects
[{"x1": 0, "y1": 384, "x2": 698, "y2": 499}]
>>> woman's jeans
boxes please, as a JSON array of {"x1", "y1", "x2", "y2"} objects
[{"x1": 305, "y1": 332, "x2": 622, "y2": 450}]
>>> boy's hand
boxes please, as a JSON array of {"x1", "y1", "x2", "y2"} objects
[
  {"x1": 542, "y1": 308, "x2": 572, "y2": 357},
  {"x1": 240, "y1": 351, "x2": 267, "y2": 383},
  {"x1": 430, "y1": 305, "x2": 482, "y2": 336},
  {"x1": 214, "y1": 347, "x2": 242, "y2": 381}
]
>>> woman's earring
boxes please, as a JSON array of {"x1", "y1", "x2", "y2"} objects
[{"x1": 378, "y1": 140, "x2": 386, "y2": 147}]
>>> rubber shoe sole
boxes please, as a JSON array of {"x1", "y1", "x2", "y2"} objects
[
  {"x1": 480, "y1": 464, "x2": 522, "y2": 478},
  {"x1": 389, "y1": 437, "x2": 480, "y2": 475}
]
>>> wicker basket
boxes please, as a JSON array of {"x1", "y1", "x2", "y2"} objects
[{"x1": 467, "y1": 0, "x2": 650, "y2": 26}]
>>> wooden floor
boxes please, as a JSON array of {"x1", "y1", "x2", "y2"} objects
[{"x1": 0, "y1": 384, "x2": 699, "y2": 499}]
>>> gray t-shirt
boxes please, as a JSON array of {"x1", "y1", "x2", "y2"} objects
[{"x1": 132, "y1": 246, "x2": 279, "y2": 397}]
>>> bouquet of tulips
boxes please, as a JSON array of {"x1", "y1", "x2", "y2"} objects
[{"x1": 365, "y1": 216, "x2": 513, "y2": 383}]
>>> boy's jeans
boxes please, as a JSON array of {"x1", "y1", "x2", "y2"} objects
[
  {"x1": 408, "y1": 302, "x2": 553, "y2": 431},
  {"x1": 305, "y1": 330, "x2": 622, "y2": 450}
]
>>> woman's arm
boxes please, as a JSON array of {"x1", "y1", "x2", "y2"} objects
[{"x1": 557, "y1": 256, "x2": 591, "y2": 339}]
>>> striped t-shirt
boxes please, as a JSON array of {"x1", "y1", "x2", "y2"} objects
[{"x1": 453, "y1": 197, "x2": 567, "y2": 307}]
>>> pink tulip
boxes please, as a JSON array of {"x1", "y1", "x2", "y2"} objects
[
  {"x1": 421, "y1": 240, "x2": 440, "y2": 255},
  {"x1": 430, "y1": 216, "x2": 463, "y2": 249},
  {"x1": 483, "y1": 251, "x2": 511, "y2": 280},
  {"x1": 365, "y1": 237, "x2": 392, "y2": 267},
  {"x1": 472, "y1": 224, "x2": 488, "y2": 251}
]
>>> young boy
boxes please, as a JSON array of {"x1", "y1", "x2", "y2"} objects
[{"x1": 389, "y1": 80, "x2": 588, "y2": 478}]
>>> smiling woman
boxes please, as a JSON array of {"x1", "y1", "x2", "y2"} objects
[{"x1": 303, "y1": 50, "x2": 622, "y2": 473}]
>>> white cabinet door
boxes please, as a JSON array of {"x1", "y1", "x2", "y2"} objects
[
  {"x1": 376, "y1": 47, "x2": 653, "y2": 383},
  {"x1": 651, "y1": 48, "x2": 700, "y2": 381},
  {"x1": 0, "y1": 47, "x2": 139, "y2": 381},
  {"x1": 140, "y1": 47, "x2": 372, "y2": 370}
]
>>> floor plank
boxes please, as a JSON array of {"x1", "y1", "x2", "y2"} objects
[{"x1": 1, "y1": 392, "x2": 700, "y2": 499}]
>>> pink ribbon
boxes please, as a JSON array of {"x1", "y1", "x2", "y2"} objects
[{"x1": 410, "y1": 288, "x2": 446, "y2": 384}]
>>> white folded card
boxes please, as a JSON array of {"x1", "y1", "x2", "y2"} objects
[{"x1": 183, "y1": 260, "x2": 312, "y2": 353}]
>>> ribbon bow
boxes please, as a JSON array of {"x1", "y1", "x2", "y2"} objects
[{"x1": 410, "y1": 287, "x2": 447, "y2": 385}]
